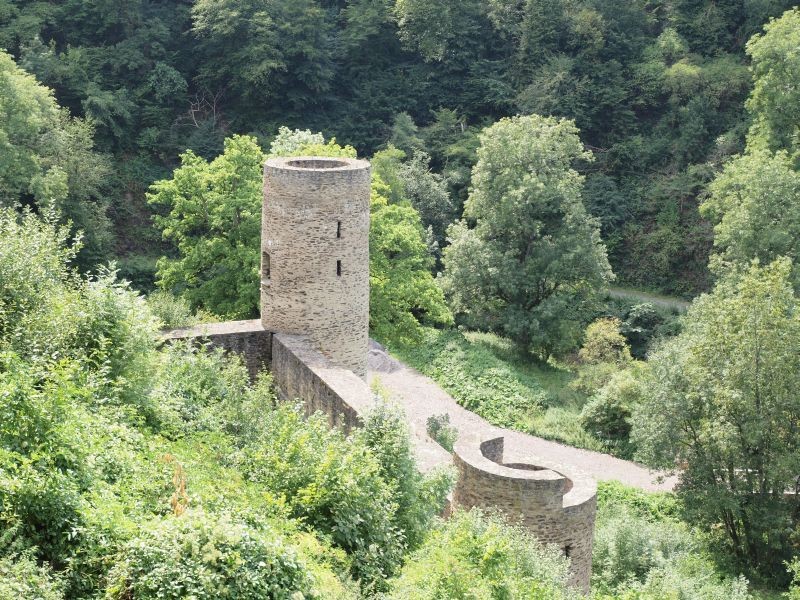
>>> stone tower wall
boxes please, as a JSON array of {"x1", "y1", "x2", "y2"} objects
[
  {"x1": 261, "y1": 157, "x2": 371, "y2": 378},
  {"x1": 453, "y1": 436, "x2": 596, "y2": 593}
]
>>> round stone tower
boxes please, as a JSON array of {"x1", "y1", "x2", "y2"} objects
[{"x1": 261, "y1": 156, "x2": 371, "y2": 378}]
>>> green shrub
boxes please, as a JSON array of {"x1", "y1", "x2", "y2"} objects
[
  {"x1": 0, "y1": 211, "x2": 159, "y2": 416},
  {"x1": 579, "y1": 317, "x2": 633, "y2": 365},
  {"x1": 596, "y1": 481, "x2": 680, "y2": 522},
  {"x1": 357, "y1": 402, "x2": 453, "y2": 550},
  {"x1": 573, "y1": 318, "x2": 635, "y2": 400},
  {"x1": 150, "y1": 343, "x2": 250, "y2": 437},
  {"x1": 72, "y1": 267, "x2": 159, "y2": 406},
  {"x1": 580, "y1": 364, "x2": 647, "y2": 457},
  {"x1": 0, "y1": 209, "x2": 79, "y2": 355},
  {"x1": 146, "y1": 290, "x2": 198, "y2": 329},
  {"x1": 619, "y1": 303, "x2": 663, "y2": 359},
  {"x1": 592, "y1": 497, "x2": 753, "y2": 599},
  {"x1": 569, "y1": 361, "x2": 620, "y2": 396},
  {"x1": 0, "y1": 455, "x2": 84, "y2": 568},
  {"x1": 787, "y1": 559, "x2": 800, "y2": 600},
  {"x1": 105, "y1": 511, "x2": 317, "y2": 600},
  {"x1": 0, "y1": 355, "x2": 87, "y2": 565},
  {"x1": 593, "y1": 508, "x2": 696, "y2": 591},
  {"x1": 0, "y1": 553, "x2": 64, "y2": 600},
  {"x1": 632, "y1": 556, "x2": 752, "y2": 599},
  {"x1": 425, "y1": 413, "x2": 458, "y2": 452},
  {"x1": 232, "y1": 403, "x2": 404, "y2": 587},
  {"x1": 387, "y1": 509, "x2": 576, "y2": 599}
]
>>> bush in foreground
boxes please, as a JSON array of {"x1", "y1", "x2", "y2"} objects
[
  {"x1": 0, "y1": 553, "x2": 64, "y2": 600},
  {"x1": 105, "y1": 511, "x2": 318, "y2": 600},
  {"x1": 387, "y1": 509, "x2": 576, "y2": 599}
]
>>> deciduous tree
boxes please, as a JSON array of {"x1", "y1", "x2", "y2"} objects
[
  {"x1": 633, "y1": 259, "x2": 800, "y2": 577},
  {"x1": 442, "y1": 114, "x2": 612, "y2": 358}
]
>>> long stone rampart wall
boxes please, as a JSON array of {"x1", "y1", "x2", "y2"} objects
[
  {"x1": 271, "y1": 333, "x2": 374, "y2": 432},
  {"x1": 161, "y1": 320, "x2": 272, "y2": 381}
]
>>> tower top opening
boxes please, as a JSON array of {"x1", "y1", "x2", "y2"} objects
[
  {"x1": 287, "y1": 158, "x2": 348, "y2": 169},
  {"x1": 265, "y1": 156, "x2": 370, "y2": 174}
]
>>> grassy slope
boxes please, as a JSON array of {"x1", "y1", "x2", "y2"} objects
[{"x1": 388, "y1": 327, "x2": 605, "y2": 452}]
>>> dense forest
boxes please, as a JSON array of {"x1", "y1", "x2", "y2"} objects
[
  {"x1": 1, "y1": 0, "x2": 796, "y2": 294},
  {"x1": 2, "y1": 0, "x2": 800, "y2": 598}
]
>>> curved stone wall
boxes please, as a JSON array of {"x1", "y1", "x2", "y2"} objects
[
  {"x1": 261, "y1": 156, "x2": 371, "y2": 378},
  {"x1": 452, "y1": 436, "x2": 597, "y2": 592}
]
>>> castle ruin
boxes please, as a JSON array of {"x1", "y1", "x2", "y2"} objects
[{"x1": 166, "y1": 155, "x2": 597, "y2": 593}]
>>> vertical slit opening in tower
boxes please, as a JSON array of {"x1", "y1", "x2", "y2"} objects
[
  {"x1": 337, "y1": 260, "x2": 342, "y2": 276},
  {"x1": 263, "y1": 251, "x2": 271, "y2": 280},
  {"x1": 337, "y1": 221, "x2": 341, "y2": 238}
]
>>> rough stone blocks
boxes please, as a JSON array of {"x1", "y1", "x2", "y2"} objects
[
  {"x1": 452, "y1": 436, "x2": 597, "y2": 593},
  {"x1": 261, "y1": 157, "x2": 371, "y2": 378}
]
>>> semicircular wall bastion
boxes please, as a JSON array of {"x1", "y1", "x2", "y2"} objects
[{"x1": 452, "y1": 435, "x2": 597, "y2": 593}]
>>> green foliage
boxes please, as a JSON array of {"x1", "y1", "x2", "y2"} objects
[
  {"x1": 106, "y1": 511, "x2": 317, "y2": 600},
  {"x1": 442, "y1": 115, "x2": 613, "y2": 359},
  {"x1": 387, "y1": 509, "x2": 575, "y2": 599},
  {"x1": 149, "y1": 343, "x2": 250, "y2": 439},
  {"x1": 369, "y1": 174, "x2": 453, "y2": 343},
  {"x1": 357, "y1": 401, "x2": 454, "y2": 550},
  {"x1": 633, "y1": 259, "x2": 800, "y2": 579},
  {"x1": 268, "y1": 126, "x2": 326, "y2": 155},
  {"x1": 0, "y1": 51, "x2": 111, "y2": 267},
  {"x1": 146, "y1": 290, "x2": 203, "y2": 330},
  {"x1": 594, "y1": 483, "x2": 754, "y2": 599},
  {"x1": 0, "y1": 553, "x2": 64, "y2": 600},
  {"x1": 388, "y1": 112, "x2": 424, "y2": 156},
  {"x1": 593, "y1": 509, "x2": 752, "y2": 599},
  {"x1": 394, "y1": 0, "x2": 488, "y2": 64},
  {"x1": 3, "y1": 0, "x2": 795, "y2": 295},
  {"x1": 192, "y1": 0, "x2": 334, "y2": 109},
  {"x1": 0, "y1": 208, "x2": 79, "y2": 345},
  {"x1": 787, "y1": 559, "x2": 800, "y2": 600},
  {"x1": 149, "y1": 135, "x2": 264, "y2": 319},
  {"x1": 580, "y1": 364, "x2": 647, "y2": 457},
  {"x1": 570, "y1": 317, "x2": 633, "y2": 396},
  {"x1": 268, "y1": 126, "x2": 357, "y2": 158},
  {"x1": 745, "y1": 8, "x2": 800, "y2": 155},
  {"x1": 425, "y1": 413, "x2": 458, "y2": 452},
  {"x1": 703, "y1": 150, "x2": 800, "y2": 287},
  {"x1": 596, "y1": 481, "x2": 681, "y2": 522},
  {"x1": 0, "y1": 208, "x2": 445, "y2": 598},
  {"x1": 231, "y1": 402, "x2": 404, "y2": 586},
  {"x1": 618, "y1": 302, "x2": 675, "y2": 360},
  {"x1": 593, "y1": 508, "x2": 696, "y2": 592},
  {"x1": 579, "y1": 318, "x2": 633, "y2": 365}
]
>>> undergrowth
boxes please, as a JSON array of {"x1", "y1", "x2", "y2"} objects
[{"x1": 388, "y1": 327, "x2": 605, "y2": 452}]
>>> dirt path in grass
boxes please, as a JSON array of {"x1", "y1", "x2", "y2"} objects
[{"x1": 368, "y1": 342, "x2": 676, "y2": 493}]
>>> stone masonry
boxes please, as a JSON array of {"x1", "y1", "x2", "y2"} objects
[
  {"x1": 261, "y1": 157, "x2": 371, "y2": 378},
  {"x1": 164, "y1": 155, "x2": 598, "y2": 594},
  {"x1": 453, "y1": 436, "x2": 597, "y2": 592}
]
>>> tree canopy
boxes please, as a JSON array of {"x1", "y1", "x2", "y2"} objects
[
  {"x1": 442, "y1": 114, "x2": 612, "y2": 358},
  {"x1": 0, "y1": 50, "x2": 111, "y2": 266},
  {"x1": 633, "y1": 259, "x2": 800, "y2": 576}
]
